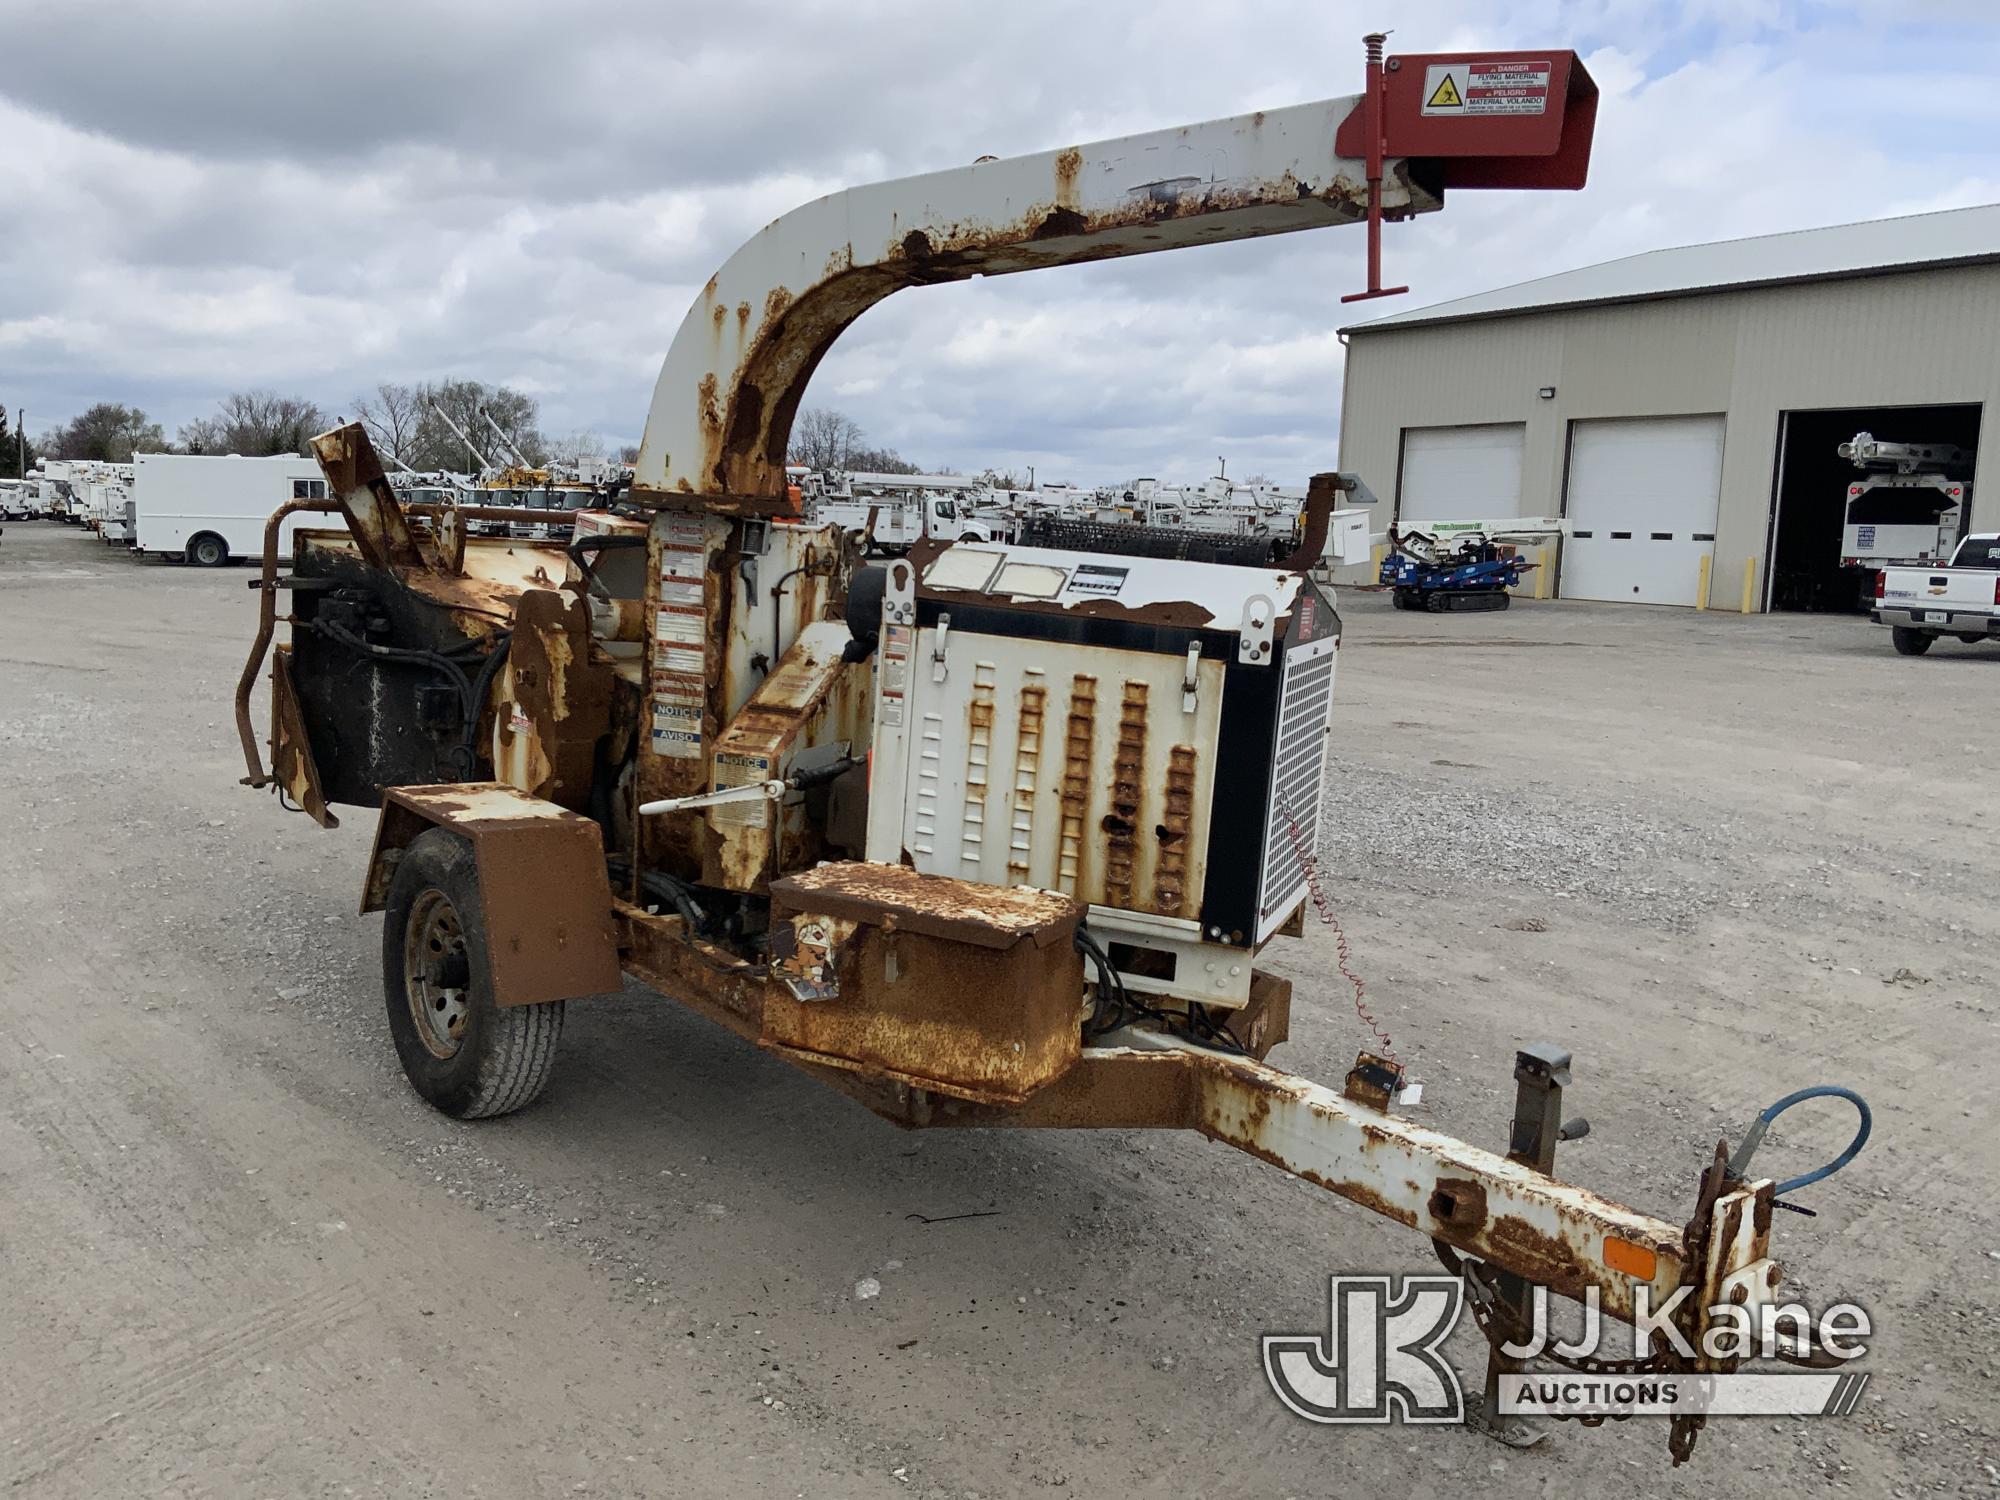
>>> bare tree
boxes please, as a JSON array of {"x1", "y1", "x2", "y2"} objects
[
  {"x1": 351, "y1": 383, "x2": 425, "y2": 468},
  {"x1": 788, "y1": 407, "x2": 866, "y2": 471},
  {"x1": 406, "y1": 379, "x2": 547, "y2": 472},
  {"x1": 176, "y1": 415, "x2": 229, "y2": 455},
  {"x1": 617, "y1": 444, "x2": 640, "y2": 465},
  {"x1": 176, "y1": 391, "x2": 325, "y2": 456},
  {"x1": 548, "y1": 429, "x2": 608, "y2": 468},
  {"x1": 847, "y1": 444, "x2": 920, "y2": 475}
]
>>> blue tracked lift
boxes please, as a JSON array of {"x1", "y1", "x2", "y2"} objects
[{"x1": 1380, "y1": 525, "x2": 1536, "y2": 612}]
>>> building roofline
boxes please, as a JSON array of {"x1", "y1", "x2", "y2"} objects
[
  {"x1": 1341, "y1": 252, "x2": 2000, "y2": 336},
  {"x1": 1340, "y1": 202, "x2": 2000, "y2": 336}
]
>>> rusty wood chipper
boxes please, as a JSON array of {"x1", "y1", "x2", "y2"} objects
[{"x1": 236, "y1": 41, "x2": 1869, "y2": 1462}]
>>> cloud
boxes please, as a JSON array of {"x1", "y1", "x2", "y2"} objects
[{"x1": 4, "y1": 0, "x2": 1998, "y2": 480}]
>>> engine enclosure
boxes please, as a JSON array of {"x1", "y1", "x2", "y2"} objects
[{"x1": 863, "y1": 542, "x2": 1339, "y2": 1008}]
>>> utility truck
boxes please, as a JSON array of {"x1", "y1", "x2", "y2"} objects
[
  {"x1": 1838, "y1": 431, "x2": 1972, "y2": 575},
  {"x1": 810, "y1": 472, "x2": 998, "y2": 551},
  {"x1": 133, "y1": 452, "x2": 328, "y2": 566},
  {"x1": 234, "y1": 42, "x2": 1870, "y2": 1465}
]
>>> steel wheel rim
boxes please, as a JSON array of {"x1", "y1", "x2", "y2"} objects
[{"x1": 405, "y1": 889, "x2": 471, "y2": 1059}]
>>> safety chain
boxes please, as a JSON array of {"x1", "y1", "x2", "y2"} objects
[
  {"x1": 1274, "y1": 788, "x2": 1398, "y2": 1062},
  {"x1": 1434, "y1": 1241, "x2": 1665, "y2": 1401},
  {"x1": 1434, "y1": 1139, "x2": 1737, "y2": 1464}
]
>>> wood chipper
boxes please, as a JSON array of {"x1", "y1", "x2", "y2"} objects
[{"x1": 235, "y1": 40, "x2": 1871, "y2": 1463}]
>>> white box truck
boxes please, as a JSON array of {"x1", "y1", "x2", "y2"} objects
[{"x1": 132, "y1": 453, "x2": 328, "y2": 566}]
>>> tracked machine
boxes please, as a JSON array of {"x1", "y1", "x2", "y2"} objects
[
  {"x1": 237, "y1": 39, "x2": 1868, "y2": 1462},
  {"x1": 1381, "y1": 521, "x2": 1540, "y2": 610}
]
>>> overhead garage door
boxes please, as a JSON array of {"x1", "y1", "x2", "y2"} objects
[
  {"x1": 1399, "y1": 423, "x2": 1525, "y2": 524},
  {"x1": 1562, "y1": 415, "x2": 1724, "y2": 606}
]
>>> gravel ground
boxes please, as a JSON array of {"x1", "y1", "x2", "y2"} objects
[
  {"x1": 2, "y1": 521, "x2": 1997, "y2": 1499},
  {"x1": 1322, "y1": 753, "x2": 1743, "y2": 929}
]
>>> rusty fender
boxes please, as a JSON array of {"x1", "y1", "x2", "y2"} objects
[{"x1": 363, "y1": 784, "x2": 622, "y2": 1007}]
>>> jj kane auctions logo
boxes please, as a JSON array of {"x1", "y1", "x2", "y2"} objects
[{"x1": 1263, "y1": 1276, "x2": 1872, "y2": 1423}]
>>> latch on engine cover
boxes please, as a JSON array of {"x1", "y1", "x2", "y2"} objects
[{"x1": 931, "y1": 612, "x2": 951, "y2": 682}]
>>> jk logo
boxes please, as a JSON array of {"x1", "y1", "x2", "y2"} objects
[{"x1": 1262, "y1": 1276, "x2": 1466, "y2": 1424}]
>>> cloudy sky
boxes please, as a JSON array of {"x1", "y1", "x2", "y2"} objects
[{"x1": 4, "y1": 0, "x2": 1997, "y2": 485}]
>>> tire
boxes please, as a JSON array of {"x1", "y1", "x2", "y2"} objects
[
  {"x1": 381, "y1": 827, "x2": 565, "y2": 1119},
  {"x1": 1957, "y1": 634, "x2": 1984, "y2": 645},
  {"x1": 1891, "y1": 627, "x2": 1934, "y2": 657},
  {"x1": 186, "y1": 532, "x2": 228, "y2": 567}
]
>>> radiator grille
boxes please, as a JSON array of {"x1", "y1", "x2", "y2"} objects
[{"x1": 1254, "y1": 638, "x2": 1337, "y2": 941}]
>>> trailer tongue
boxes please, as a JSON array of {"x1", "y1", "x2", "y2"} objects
[{"x1": 235, "y1": 39, "x2": 1867, "y2": 1463}]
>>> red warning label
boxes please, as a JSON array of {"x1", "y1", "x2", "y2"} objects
[{"x1": 1421, "y1": 60, "x2": 1551, "y2": 117}]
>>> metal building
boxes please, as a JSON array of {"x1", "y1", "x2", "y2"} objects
[{"x1": 1337, "y1": 204, "x2": 2000, "y2": 611}]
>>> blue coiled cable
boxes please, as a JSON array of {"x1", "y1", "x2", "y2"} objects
[{"x1": 1728, "y1": 1085, "x2": 1872, "y2": 1197}]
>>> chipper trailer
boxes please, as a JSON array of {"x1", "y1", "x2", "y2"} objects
[{"x1": 235, "y1": 39, "x2": 1869, "y2": 1463}]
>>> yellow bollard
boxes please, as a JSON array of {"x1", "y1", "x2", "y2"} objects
[
  {"x1": 1740, "y1": 555, "x2": 1757, "y2": 614},
  {"x1": 1696, "y1": 553, "x2": 1711, "y2": 611},
  {"x1": 1535, "y1": 545, "x2": 1551, "y2": 601}
]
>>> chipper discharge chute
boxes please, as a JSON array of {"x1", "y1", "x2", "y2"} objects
[{"x1": 235, "y1": 38, "x2": 1870, "y2": 1463}]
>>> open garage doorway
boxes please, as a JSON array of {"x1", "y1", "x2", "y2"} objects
[{"x1": 1768, "y1": 402, "x2": 1981, "y2": 612}]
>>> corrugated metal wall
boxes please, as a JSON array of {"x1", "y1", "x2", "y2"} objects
[{"x1": 1336, "y1": 262, "x2": 2000, "y2": 608}]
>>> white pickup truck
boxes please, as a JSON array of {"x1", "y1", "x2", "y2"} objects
[{"x1": 1873, "y1": 532, "x2": 2000, "y2": 655}]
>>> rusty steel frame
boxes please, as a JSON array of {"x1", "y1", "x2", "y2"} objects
[
  {"x1": 604, "y1": 890, "x2": 1775, "y2": 1334},
  {"x1": 917, "y1": 1039, "x2": 1769, "y2": 1330}
]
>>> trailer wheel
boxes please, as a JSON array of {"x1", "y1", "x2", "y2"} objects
[
  {"x1": 186, "y1": 532, "x2": 228, "y2": 567},
  {"x1": 1891, "y1": 627, "x2": 1934, "y2": 657},
  {"x1": 382, "y1": 828, "x2": 565, "y2": 1119},
  {"x1": 1957, "y1": 633, "x2": 1984, "y2": 645}
]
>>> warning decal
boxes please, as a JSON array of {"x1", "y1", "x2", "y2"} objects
[
  {"x1": 648, "y1": 512, "x2": 708, "y2": 760},
  {"x1": 877, "y1": 623, "x2": 911, "y2": 728},
  {"x1": 1420, "y1": 60, "x2": 1551, "y2": 116}
]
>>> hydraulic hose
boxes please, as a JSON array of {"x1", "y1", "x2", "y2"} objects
[{"x1": 1728, "y1": 1085, "x2": 1872, "y2": 1197}]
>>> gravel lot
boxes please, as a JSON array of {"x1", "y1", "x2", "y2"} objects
[{"x1": 2, "y1": 519, "x2": 1995, "y2": 1498}]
